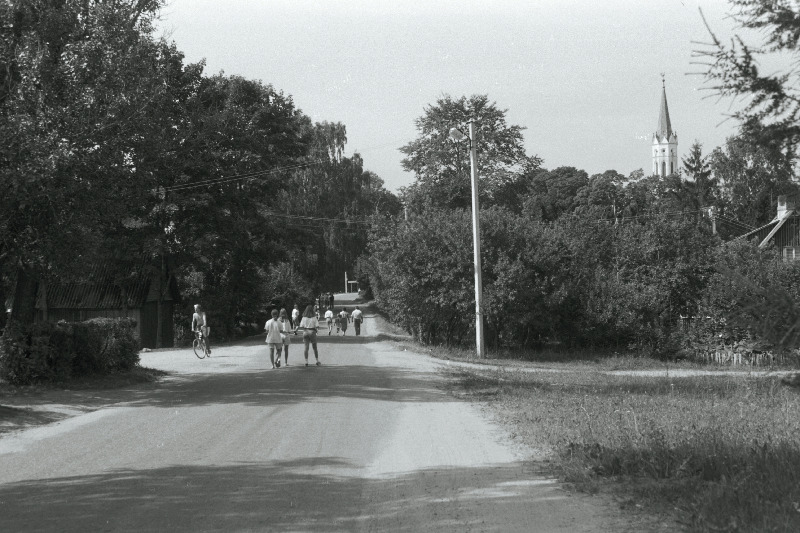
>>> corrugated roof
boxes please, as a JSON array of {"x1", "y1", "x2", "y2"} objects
[{"x1": 36, "y1": 262, "x2": 155, "y2": 310}]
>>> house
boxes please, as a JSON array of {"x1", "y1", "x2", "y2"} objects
[
  {"x1": 34, "y1": 262, "x2": 180, "y2": 348},
  {"x1": 740, "y1": 195, "x2": 800, "y2": 261}
]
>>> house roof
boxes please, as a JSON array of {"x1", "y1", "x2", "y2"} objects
[
  {"x1": 739, "y1": 209, "x2": 796, "y2": 248},
  {"x1": 35, "y1": 261, "x2": 175, "y2": 310}
]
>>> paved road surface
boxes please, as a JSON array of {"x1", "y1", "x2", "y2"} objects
[{"x1": 0, "y1": 295, "x2": 629, "y2": 532}]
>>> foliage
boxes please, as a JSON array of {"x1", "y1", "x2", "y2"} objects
[
  {"x1": 686, "y1": 239, "x2": 800, "y2": 361},
  {"x1": 695, "y1": 0, "x2": 800, "y2": 158},
  {"x1": 367, "y1": 206, "x2": 719, "y2": 354},
  {"x1": 708, "y1": 131, "x2": 798, "y2": 227},
  {"x1": 0, "y1": 317, "x2": 138, "y2": 384},
  {"x1": 400, "y1": 94, "x2": 541, "y2": 210},
  {"x1": 71, "y1": 317, "x2": 140, "y2": 374}
]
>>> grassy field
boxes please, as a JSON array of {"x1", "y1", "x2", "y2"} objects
[{"x1": 439, "y1": 353, "x2": 800, "y2": 532}]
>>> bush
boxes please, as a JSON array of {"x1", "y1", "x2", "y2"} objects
[
  {"x1": 72, "y1": 318, "x2": 140, "y2": 373},
  {"x1": 0, "y1": 317, "x2": 139, "y2": 385}
]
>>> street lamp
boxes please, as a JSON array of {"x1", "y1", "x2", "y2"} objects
[{"x1": 449, "y1": 121, "x2": 485, "y2": 358}]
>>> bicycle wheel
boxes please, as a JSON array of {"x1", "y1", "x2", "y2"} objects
[{"x1": 193, "y1": 338, "x2": 206, "y2": 359}]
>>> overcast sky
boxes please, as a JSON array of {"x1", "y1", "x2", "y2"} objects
[{"x1": 157, "y1": 0, "x2": 743, "y2": 191}]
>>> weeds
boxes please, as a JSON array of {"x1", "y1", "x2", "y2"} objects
[{"x1": 447, "y1": 365, "x2": 800, "y2": 532}]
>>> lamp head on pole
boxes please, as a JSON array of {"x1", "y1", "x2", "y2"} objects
[{"x1": 448, "y1": 127, "x2": 467, "y2": 142}]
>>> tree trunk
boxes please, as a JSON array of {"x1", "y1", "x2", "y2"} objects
[
  {"x1": 10, "y1": 266, "x2": 38, "y2": 324},
  {"x1": 156, "y1": 255, "x2": 165, "y2": 348},
  {"x1": 0, "y1": 280, "x2": 6, "y2": 332}
]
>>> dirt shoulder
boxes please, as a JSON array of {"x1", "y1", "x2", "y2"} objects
[{"x1": 0, "y1": 367, "x2": 164, "y2": 437}]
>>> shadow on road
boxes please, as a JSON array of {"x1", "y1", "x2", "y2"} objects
[
  {"x1": 0, "y1": 363, "x2": 456, "y2": 423},
  {"x1": 0, "y1": 458, "x2": 578, "y2": 532}
]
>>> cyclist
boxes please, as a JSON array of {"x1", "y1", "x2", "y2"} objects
[{"x1": 192, "y1": 304, "x2": 211, "y2": 355}]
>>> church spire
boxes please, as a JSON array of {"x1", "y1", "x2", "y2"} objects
[
  {"x1": 652, "y1": 75, "x2": 678, "y2": 177},
  {"x1": 656, "y1": 74, "x2": 673, "y2": 139}
]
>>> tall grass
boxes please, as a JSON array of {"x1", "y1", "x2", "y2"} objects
[{"x1": 449, "y1": 368, "x2": 800, "y2": 532}]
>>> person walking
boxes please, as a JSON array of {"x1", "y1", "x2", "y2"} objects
[
  {"x1": 297, "y1": 305, "x2": 321, "y2": 366},
  {"x1": 291, "y1": 304, "x2": 301, "y2": 335},
  {"x1": 328, "y1": 292, "x2": 334, "y2": 310},
  {"x1": 264, "y1": 309, "x2": 283, "y2": 369},
  {"x1": 191, "y1": 304, "x2": 211, "y2": 355},
  {"x1": 351, "y1": 306, "x2": 363, "y2": 336},
  {"x1": 325, "y1": 307, "x2": 334, "y2": 335},
  {"x1": 338, "y1": 307, "x2": 350, "y2": 336},
  {"x1": 278, "y1": 308, "x2": 292, "y2": 366}
]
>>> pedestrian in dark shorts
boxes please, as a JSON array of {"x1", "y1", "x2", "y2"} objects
[
  {"x1": 338, "y1": 307, "x2": 350, "y2": 336},
  {"x1": 298, "y1": 305, "x2": 321, "y2": 366}
]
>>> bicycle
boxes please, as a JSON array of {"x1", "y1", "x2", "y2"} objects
[{"x1": 193, "y1": 330, "x2": 210, "y2": 359}]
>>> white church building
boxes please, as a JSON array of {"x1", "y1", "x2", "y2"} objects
[{"x1": 652, "y1": 77, "x2": 678, "y2": 177}]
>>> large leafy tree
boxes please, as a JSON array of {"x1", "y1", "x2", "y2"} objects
[
  {"x1": 0, "y1": 0, "x2": 171, "y2": 323},
  {"x1": 709, "y1": 131, "x2": 798, "y2": 227},
  {"x1": 695, "y1": 0, "x2": 800, "y2": 157},
  {"x1": 400, "y1": 94, "x2": 539, "y2": 210}
]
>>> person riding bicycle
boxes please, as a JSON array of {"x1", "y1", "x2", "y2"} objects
[{"x1": 192, "y1": 304, "x2": 211, "y2": 355}]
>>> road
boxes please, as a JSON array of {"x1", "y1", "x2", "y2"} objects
[{"x1": 0, "y1": 295, "x2": 630, "y2": 532}]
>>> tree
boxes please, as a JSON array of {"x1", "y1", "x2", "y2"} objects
[
  {"x1": 694, "y1": 0, "x2": 800, "y2": 157},
  {"x1": 523, "y1": 166, "x2": 589, "y2": 221},
  {"x1": 709, "y1": 131, "x2": 798, "y2": 227},
  {"x1": 0, "y1": 0, "x2": 170, "y2": 324},
  {"x1": 681, "y1": 140, "x2": 718, "y2": 211},
  {"x1": 400, "y1": 94, "x2": 537, "y2": 210}
]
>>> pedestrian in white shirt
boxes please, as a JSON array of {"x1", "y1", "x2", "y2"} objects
[
  {"x1": 298, "y1": 305, "x2": 321, "y2": 366},
  {"x1": 324, "y1": 307, "x2": 334, "y2": 335},
  {"x1": 351, "y1": 306, "x2": 363, "y2": 336},
  {"x1": 264, "y1": 309, "x2": 282, "y2": 369},
  {"x1": 291, "y1": 305, "x2": 301, "y2": 334}
]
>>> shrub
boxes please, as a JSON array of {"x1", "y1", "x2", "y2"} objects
[
  {"x1": 0, "y1": 321, "x2": 76, "y2": 384},
  {"x1": 0, "y1": 317, "x2": 139, "y2": 385},
  {"x1": 72, "y1": 317, "x2": 139, "y2": 373}
]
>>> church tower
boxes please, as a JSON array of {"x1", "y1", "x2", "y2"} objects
[{"x1": 652, "y1": 76, "x2": 678, "y2": 177}]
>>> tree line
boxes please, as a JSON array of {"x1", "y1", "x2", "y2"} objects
[
  {"x1": 0, "y1": 0, "x2": 400, "y2": 343},
  {"x1": 362, "y1": 73, "x2": 798, "y2": 356}
]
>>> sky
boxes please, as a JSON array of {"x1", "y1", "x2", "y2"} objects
[{"x1": 156, "y1": 0, "x2": 745, "y2": 192}]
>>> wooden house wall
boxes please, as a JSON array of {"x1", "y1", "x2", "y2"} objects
[
  {"x1": 773, "y1": 217, "x2": 800, "y2": 248},
  {"x1": 139, "y1": 301, "x2": 175, "y2": 349}
]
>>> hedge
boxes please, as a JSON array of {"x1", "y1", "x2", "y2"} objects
[{"x1": 0, "y1": 317, "x2": 140, "y2": 385}]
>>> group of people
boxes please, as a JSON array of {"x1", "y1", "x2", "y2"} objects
[
  {"x1": 264, "y1": 305, "x2": 320, "y2": 368},
  {"x1": 323, "y1": 306, "x2": 363, "y2": 336},
  {"x1": 191, "y1": 298, "x2": 365, "y2": 370}
]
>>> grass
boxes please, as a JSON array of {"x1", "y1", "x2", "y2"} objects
[{"x1": 445, "y1": 364, "x2": 800, "y2": 532}]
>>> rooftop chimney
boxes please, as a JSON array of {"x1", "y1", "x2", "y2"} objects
[{"x1": 777, "y1": 195, "x2": 794, "y2": 219}]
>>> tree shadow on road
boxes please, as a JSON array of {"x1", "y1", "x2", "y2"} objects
[
  {"x1": 0, "y1": 458, "x2": 607, "y2": 532},
  {"x1": 0, "y1": 362, "x2": 458, "y2": 431}
]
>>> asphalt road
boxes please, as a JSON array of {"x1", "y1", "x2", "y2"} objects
[{"x1": 0, "y1": 295, "x2": 630, "y2": 532}]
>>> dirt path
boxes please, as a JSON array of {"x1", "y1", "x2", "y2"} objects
[{"x1": 0, "y1": 293, "x2": 642, "y2": 532}]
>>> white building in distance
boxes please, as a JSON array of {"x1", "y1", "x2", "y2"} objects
[{"x1": 652, "y1": 76, "x2": 678, "y2": 177}]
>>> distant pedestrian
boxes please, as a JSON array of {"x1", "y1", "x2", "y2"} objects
[
  {"x1": 338, "y1": 307, "x2": 350, "y2": 336},
  {"x1": 264, "y1": 309, "x2": 282, "y2": 369},
  {"x1": 325, "y1": 307, "x2": 334, "y2": 335},
  {"x1": 351, "y1": 306, "x2": 363, "y2": 336},
  {"x1": 298, "y1": 304, "x2": 321, "y2": 366},
  {"x1": 328, "y1": 292, "x2": 334, "y2": 309},
  {"x1": 278, "y1": 308, "x2": 291, "y2": 366},
  {"x1": 291, "y1": 304, "x2": 300, "y2": 334}
]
